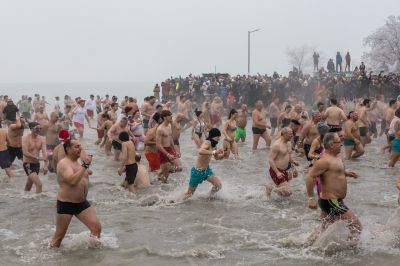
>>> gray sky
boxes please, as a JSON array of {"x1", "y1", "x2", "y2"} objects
[{"x1": 0, "y1": 0, "x2": 398, "y2": 83}]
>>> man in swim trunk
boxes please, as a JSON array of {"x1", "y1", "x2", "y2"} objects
[
  {"x1": 7, "y1": 116, "x2": 26, "y2": 165},
  {"x1": 21, "y1": 122, "x2": 49, "y2": 193},
  {"x1": 50, "y1": 139, "x2": 101, "y2": 248},
  {"x1": 235, "y1": 104, "x2": 247, "y2": 142},
  {"x1": 0, "y1": 128, "x2": 12, "y2": 177},
  {"x1": 184, "y1": 128, "x2": 224, "y2": 199},
  {"x1": 267, "y1": 127, "x2": 298, "y2": 197},
  {"x1": 156, "y1": 110, "x2": 182, "y2": 183},
  {"x1": 343, "y1": 111, "x2": 364, "y2": 159},
  {"x1": 306, "y1": 132, "x2": 361, "y2": 246},
  {"x1": 144, "y1": 113, "x2": 162, "y2": 172},
  {"x1": 118, "y1": 132, "x2": 138, "y2": 193},
  {"x1": 108, "y1": 117, "x2": 129, "y2": 161},
  {"x1": 252, "y1": 101, "x2": 271, "y2": 150},
  {"x1": 323, "y1": 98, "x2": 346, "y2": 133},
  {"x1": 141, "y1": 96, "x2": 156, "y2": 134}
]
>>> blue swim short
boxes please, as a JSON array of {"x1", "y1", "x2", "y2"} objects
[
  {"x1": 189, "y1": 166, "x2": 214, "y2": 188},
  {"x1": 143, "y1": 119, "x2": 149, "y2": 129},
  {"x1": 392, "y1": 138, "x2": 400, "y2": 153}
]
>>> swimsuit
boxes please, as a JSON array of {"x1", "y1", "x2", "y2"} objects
[
  {"x1": 318, "y1": 198, "x2": 349, "y2": 216},
  {"x1": 142, "y1": 119, "x2": 149, "y2": 129},
  {"x1": 282, "y1": 118, "x2": 291, "y2": 127},
  {"x1": 23, "y1": 162, "x2": 40, "y2": 176},
  {"x1": 328, "y1": 124, "x2": 342, "y2": 133},
  {"x1": 252, "y1": 127, "x2": 266, "y2": 135},
  {"x1": 125, "y1": 163, "x2": 138, "y2": 185},
  {"x1": 112, "y1": 140, "x2": 122, "y2": 150},
  {"x1": 235, "y1": 127, "x2": 246, "y2": 140},
  {"x1": 145, "y1": 151, "x2": 160, "y2": 171},
  {"x1": 189, "y1": 166, "x2": 214, "y2": 188},
  {"x1": 173, "y1": 139, "x2": 180, "y2": 146},
  {"x1": 0, "y1": 150, "x2": 11, "y2": 169},
  {"x1": 57, "y1": 200, "x2": 91, "y2": 215},
  {"x1": 270, "y1": 117, "x2": 278, "y2": 128},
  {"x1": 8, "y1": 146, "x2": 23, "y2": 163},
  {"x1": 194, "y1": 121, "x2": 204, "y2": 138},
  {"x1": 303, "y1": 143, "x2": 312, "y2": 161},
  {"x1": 343, "y1": 138, "x2": 356, "y2": 147},
  {"x1": 359, "y1": 127, "x2": 368, "y2": 137},
  {"x1": 269, "y1": 162, "x2": 292, "y2": 186},
  {"x1": 392, "y1": 138, "x2": 400, "y2": 153},
  {"x1": 157, "y1": 146, "x2": 177, "y2": 164}
]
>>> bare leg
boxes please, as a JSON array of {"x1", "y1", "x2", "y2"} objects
[
  {"x1": 344, "y1": 146, "x2": 354, "y2": 160},
  {"x1": 76, "y1": 207, "x2": 102, "y2": 238},
  {"x1": 113, "y1": 150, "x2": 121, "y2": 161},
  {"x1": 50, "y1": 214, "x2": 73, "y2": 248},
  {"x1": 184, "y1": 187, "x2": 196, "y2": 200},
  {"x1": 252, "y1": 134, "x2": 261, "y2": 150},
  {"x1": 159, "y1": 163, "x2": 170, "y2": 183},
  {"x1": 28, "y1": 173, "x2": 42, "y2": 193},
  {"x1": 5, "y1": 168, "x2": 12, "y2": 177},
  {"x1": 351, "y1": 143, "x2": 364, "y2": 159},
  {"x1": 389, "y1": 152, "x2": 400, "y2": 167},
  {"x1": 223, "y1": 140, "x2": 230, "y2": 159},
  {"x1": 24, "y1": 177, "x2": 33, "y2": 192},
  {"x1": 261, "y1": 131, "x2": 271, "y2": 148},
  {"x1": 340, "y1": 210, "x2": 362, "y2": 241},
  {"x1": 207, "y1": 175, "x2": 222, "y2": 197}
]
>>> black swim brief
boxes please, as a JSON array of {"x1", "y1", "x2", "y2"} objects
[
  {"x1": 359, "y1": 127, "x2": 368, "y2": 137},
  {"x1": 57, "y1": 200, "x2": 91, "y2": 215},
  {"x1": 0, "y1": 150, "x2": 12, "y2": 169},
  {"x1": 270, "y1": 118, "x2": 278, "y2": 128},
  {"x1": 125, "y1": 163, "x2": 138, "y2": 185},
  {"x1": 23, "y1": 162, "x2": 40, "y2": 176},
  {"x1": 112, "y1": 140, "x2": 122, "y2": 150},
  {"x1": 8, "y1": 146, "x2": 23, "y2": 163},
  {"x1": 328, "y1": 124, "x2": 342, "y2": 133},
  {"x1": 252, "y1": 127, "x2": 266, "y2": 135},
  {"x1": 303, "y1": 143, "x2": 312, "y2": 161},
  {"x1": 318, "y1": 198, "x2": 349, "y2": 216}
]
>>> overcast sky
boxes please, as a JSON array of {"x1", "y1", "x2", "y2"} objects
[{"x1": 0, "y1": 0, "x2": 398, "y2": 83}]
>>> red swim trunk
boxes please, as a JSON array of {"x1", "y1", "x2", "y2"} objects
[
  {"x1": 74, "y1": 122, "x2": 84, "y2": 129},
  {"x1": 97, "y1": 129, "x2": 105, "y2": 139},
  {"x1": 269, "y1": 167, "x2": 289, "y2": 186},
  {"x1": 145, "y1": 151, "x2": 160, "y2": 171},
  {"x1": 87, "y1": 109, "x2": 94, "y2": 117},
  {"x1": 157, "y1": 146, "x2": 176, "y2": 165}
]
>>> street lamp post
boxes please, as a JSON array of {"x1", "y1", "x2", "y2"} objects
[{"x1": 248, "y1": 28, "x2": 260, "y2": 75}]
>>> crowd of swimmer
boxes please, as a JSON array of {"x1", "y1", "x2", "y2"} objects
[
  {"x1": 155, "y1": 66, "x2": 400, "y2": 110},
  {"x1": 2, "y1": 90, "x2": 400, "y2": 248}
]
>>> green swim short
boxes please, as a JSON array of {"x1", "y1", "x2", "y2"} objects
[
  {"x1": 235, "y1": 127, "x2": 246, "y2": 140},
  {"x1": 189, "y1": 166, "x2": 214, "y2": 188},
  {"x1": 343, "y1": 138, "x2": 356, "y2": 146}
]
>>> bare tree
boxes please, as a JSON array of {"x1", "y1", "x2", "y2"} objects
[
  {"x1": 363, "y1": 15, "x2": 400, "y2": 72},
  {"x1": 286, "y1": 45, "x2": 314, "y2": 72}
]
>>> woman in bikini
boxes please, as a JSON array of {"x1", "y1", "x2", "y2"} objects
[
  {"x1": 223, "y1": 109, "x2": 239, "y2": 159},
  {"x1": 192, "y1": 109, "x2": 205, "y2": 148},
  {"x1": 128, "y1": 110, "x2": 145, "y2": 150}
]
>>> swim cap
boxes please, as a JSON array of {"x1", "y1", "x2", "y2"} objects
[
  {"x1": 317, "y1": 122, "x2": 330, "y2": 135},
  {"x1": 397, "y1": 95, "x2": 400, "y2": 101},
  {"x1": 58, "y1": 129, "x2": 70, "y2": 142}
]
